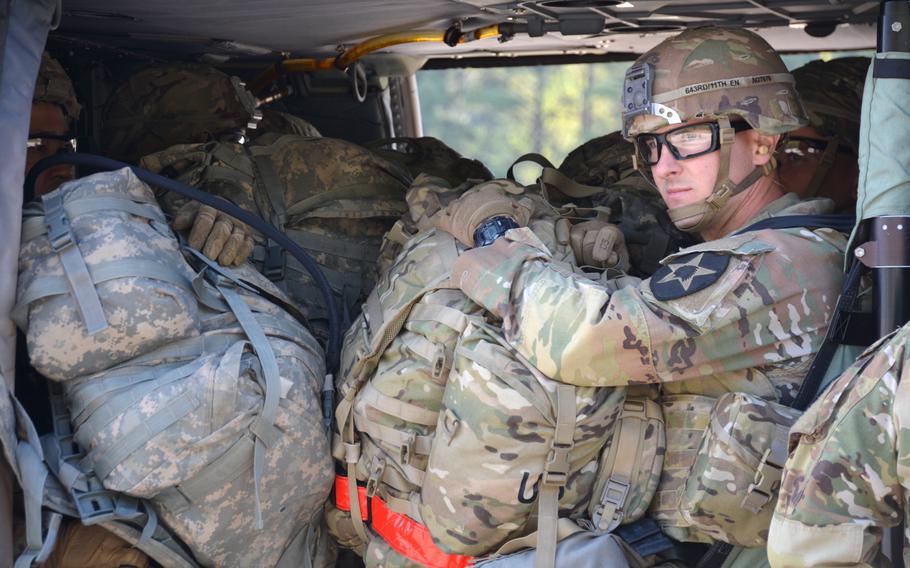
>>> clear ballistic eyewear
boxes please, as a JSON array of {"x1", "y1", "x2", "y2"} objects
[
  {"x1": 27, "y1": 132, "x2": 77, "y2": 157},
  {"x1": 634, "y1": 121, "x2": 752, "y2": 166}
]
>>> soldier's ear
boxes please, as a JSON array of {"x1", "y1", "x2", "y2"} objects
[{"x1": 751, "y1": 133, "x2": 780, "y2": 167}]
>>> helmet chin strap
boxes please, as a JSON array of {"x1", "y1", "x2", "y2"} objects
[
  {"x1": 802, "y1": 137, "x2": 839, "y2": 198},
  {"x1": 667, "y1": 116, "x2": 776, "y2": 233}
]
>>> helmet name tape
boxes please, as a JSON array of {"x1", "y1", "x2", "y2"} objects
[{"x1": 654, "y1": 72, "x2": 795, "y2": 105}]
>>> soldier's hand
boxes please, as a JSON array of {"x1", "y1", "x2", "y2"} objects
[
  {"x1": 569, "y1": 220, "x2": 630, "y2": 271},
  {"x1": 172, "y1": 202, "x2": 255, "y2": 267},
  {"x1": 432, "y1": 182, "x2": 532, "y2": 247}
]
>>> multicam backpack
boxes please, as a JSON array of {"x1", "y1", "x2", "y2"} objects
[
  {"x1": 14, "y1": 169, "x2": 334, "y2": 568},
  {"x1": 329, "y1": 179, "x2": 624, "y2": 568},
  {"x1": 141, "y1": 134, "x2": 413, "y2": 340}
]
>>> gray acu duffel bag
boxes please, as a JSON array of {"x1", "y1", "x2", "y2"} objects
[{"x1": 15, "y1": 168, "x2": 335, "y2": 567}]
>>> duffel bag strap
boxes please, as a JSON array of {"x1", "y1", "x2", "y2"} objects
[
  {"x1": 536, "y1": 384, "x2": 576, "y2": 568},
  {"x1": 41, "y1": 191, "x2": 108, "y2": 334}
]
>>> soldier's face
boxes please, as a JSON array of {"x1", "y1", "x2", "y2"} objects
[
  {"x1": 27, "y1": 101, "x2": 75, "y2": 197},
  {"x1": 778, "y1": 126, "x2": 858, "y2": 210},
  {"x1": 648, "y1": 120, "x2": 759, "y2": 212}
]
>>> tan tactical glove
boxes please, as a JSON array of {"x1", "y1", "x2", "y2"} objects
[
  {"x1": 433, "y1": 181, "x2": 533, "y2": 247},
  {"x1": 569, "y1": 219, "x2": 630, "y2": 272},
  {"x1": 173, "y1": 201, "x2": 255, "y2": 267}
]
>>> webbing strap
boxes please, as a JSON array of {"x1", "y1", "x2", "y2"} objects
[
  {"x1": 506, "y1": 152, "x2": 557, "y2": 182},
  {"x1": 219, "y1": 284, "x2": 281, "y2": 529},
  {"x1": 359, "y1": 382, "x2": 439, "y2": 426},
  {"x1": 88, "y1": 390, "x2": 198, "y2": 480},
  {"x1": 400, "y1": 334, "x2": 451, "y2": 378},
  {"x1": 408, "y1": 302, "x2": 470, "y2": 334},
  {"x1": 14, "y1": 441, "x2": 61, "y2": 568},
  {"x1": 284, "y1": 182, "x2": 409, "y2": 218},
  {"x1": 803, "y1": 138, "x2": 839, "y2": 199},
  {"x1": 21, "y1": 197, "x2": 166, "y2": 242},
  {"x1": 334, "y1": 474, "x2": 474, "y2": 568},
  {"x1": 41, "y1": 191, "x2": 108, "y2": 334},
  {"x1": 540, "y1": 167, "x2": 604, "y2": 199},
  {"x1": 592, "y1": 396, "x2": 652, "y2": 532},
  {"x1": 156, "y1": 435, "x2": 256, "y2": 512},
  {"x1": 285, "y1": 228, "x2": 383, "y2": 262},
  {"x1": 351, "y1": 422, "x2": 429, "y2": 485},
  {"x1": 536, "y1": 384, "x2": 576, "y2": 568},
  {"x1": 70, "y1": 360, "x2": 205, "y2": 442},
  {"x1": 14, "y1": 258, "x2": 192, "y2": 328}
]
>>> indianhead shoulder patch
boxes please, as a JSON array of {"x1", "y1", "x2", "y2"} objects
[{"x1": 649, "y1": 251, "x2": 730, "y2": 301}]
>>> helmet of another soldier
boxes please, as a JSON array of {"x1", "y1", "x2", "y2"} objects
[
  {"x1": 791, "y1": 56, "x2": 868, "y2": 155},
  {"x1": 34, "y1": 51, "x2": 81, "y2": 122},
  {"x1": 101, "y1": 63, "x2": 259, "y2": 163}
]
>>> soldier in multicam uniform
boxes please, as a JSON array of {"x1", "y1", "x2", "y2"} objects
[
  {"x1": 768, "y1": 322, "x2": 910, "y2": 568},
  {"x1": 445, "y1": 26, "x2": 848, "y2": 563},
  {"x1": 780, "y1": 57, "x2": 869, "y2": 211}
]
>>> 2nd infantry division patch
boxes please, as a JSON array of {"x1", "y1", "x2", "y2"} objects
[{"x1": 649, "y1": 252, "x2": 730, "y2": 301}]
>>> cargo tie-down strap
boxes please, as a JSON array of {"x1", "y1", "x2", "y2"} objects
[{"x1": 334, "y1": 474, "x2": 475, "y2": 568}]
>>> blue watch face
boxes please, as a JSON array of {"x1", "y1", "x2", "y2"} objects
[{"x1": 473, "y1": 216, "x2": 519, "y2": 247}]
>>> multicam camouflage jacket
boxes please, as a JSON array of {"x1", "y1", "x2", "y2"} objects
[
  {"x1": 768, "y1": 321, "x2": 910, "y2": 568},
  {"x1": 455, "y1": 192, "x2": 845, "y2": 398},
  {"x1": 453, "y1": 193, "x2": 847, "y2": 543}
]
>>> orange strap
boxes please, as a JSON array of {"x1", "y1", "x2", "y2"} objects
[{"x1": 334, "y1": 475, "x2": 475, "y2": 568}]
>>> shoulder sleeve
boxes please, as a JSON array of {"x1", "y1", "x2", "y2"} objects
[
  {"x1": 503, "y1": 231, "x2": 842, "y2": 388},
  {"x1": 767, "y1": 325, "x2": 910, "y2": 568}
]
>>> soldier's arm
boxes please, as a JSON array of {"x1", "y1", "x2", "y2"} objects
[
  {"x1": 454, "y1": 228, "x2": 841, "y2": 388},
  {"x1": 766, "y1": 325, "x2": 910, "y2": 568}
]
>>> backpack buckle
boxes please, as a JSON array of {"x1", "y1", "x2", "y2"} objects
[
  {"x1": 543, "y1": 442, "x2": 572, "y2": 486},
  {"x1": 366, "y1": 457, "x2": 386, "y2": 498},
  {"x1": 592, "y1": 477, "x2": 631, "y2": 531},
  {"x1": 262, "y1": 240, "x2": 285, "y2": 281},
  {"x1": 400, "y1": 431, "x2": 416, "y2": 464},
  {"x1": 741, "y1": 447, "x2": 783, "y2": 513}
]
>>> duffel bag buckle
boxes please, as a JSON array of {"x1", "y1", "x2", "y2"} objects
[
  {"x1": 543, "y1": 442, "x2": 573, "y2": 486},
  {"x1": 741, "y1": 448, "x2": 783, "y2": 514}
]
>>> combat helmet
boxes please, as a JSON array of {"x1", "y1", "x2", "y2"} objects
[
  {"x1": 101, "y1": 63, "x2": 260, "y2": 163},
  {"x1": 622, "y1": 26, "x2": 808, "y2": 232},
  {"x1": 790, "y1": 56, "x2": 868, "y2": 197},
  {"x1": 34, "y1": 52, "x2": 81, "y2": 122}
]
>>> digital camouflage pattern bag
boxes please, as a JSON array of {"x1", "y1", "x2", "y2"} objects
[
  {"x1": 66, "y1": 260, "x2": 333, "y2": 567},
  {"x1": 141, "y1": 135, "x2": 413, "y2": 339},
  {"x1": 15, "y1": 168, "x2": 200, "y2": 381}
]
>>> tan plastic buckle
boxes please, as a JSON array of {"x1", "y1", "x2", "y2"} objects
[
  {"x1": 365, "y1": 457, "x2": 386, "y2": 498},
  {"x1": 400, "y1": 431, "x2": 417, "y2": 464},
  {"x1": 543, "y1": 442, "x2": 573, "y2": 486},
  {"x1": 593, "y1": 478, "x2": 631, "y2": 531},
  {"x1": 741, "y1": 448, "x2": 783, "y2": 514}
]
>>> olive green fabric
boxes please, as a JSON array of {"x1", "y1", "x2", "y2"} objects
[{"x1": 849, "y1": 52, "x2": 910, "y2": 251}]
